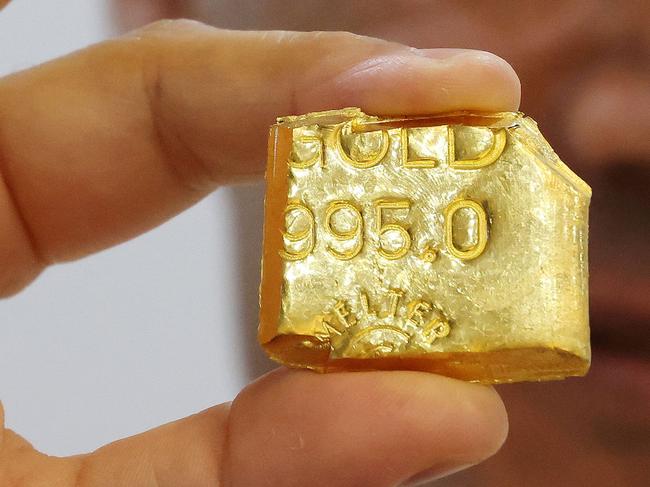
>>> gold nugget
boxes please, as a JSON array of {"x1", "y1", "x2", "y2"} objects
[{"x1": 259, "y1": 108, "x2": 591, "y2": 384}]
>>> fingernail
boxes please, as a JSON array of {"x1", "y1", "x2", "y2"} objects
[
  {"x1": 408, "y1": 47, "x2": 477, "y2": 60},
  {"x1": 401, "y1": 462, "x2": 475, "y2": 486}
]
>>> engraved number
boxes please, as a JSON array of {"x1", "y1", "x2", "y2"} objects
[
  {"x1": 444, "y1": 199, "x2": 488, "y2": 260},
  {"x1": 375, "y1": 199, "x2": 412, "y2": 260},
  {"x1": 279, "y1": 198, "x2": 489, "y2": 262},
  {"x1": 280, "y1": 201, "x2": 315, "y2": 261},
  {"x1": 325, "y1": 201, "x2": 364, "y2": 260}
]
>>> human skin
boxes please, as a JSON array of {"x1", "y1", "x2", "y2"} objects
[
  {"x1": 114, "y1": 1, "x2": 650, "y2": 486},
  {"x1": 0, "y1": 13, "x2": 524, "y2": 487}
]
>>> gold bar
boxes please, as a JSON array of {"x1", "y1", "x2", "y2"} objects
[{"x1": 259, "y1": 108, "x2": 591, "y2": 384}]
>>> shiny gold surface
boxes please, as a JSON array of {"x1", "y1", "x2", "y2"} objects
[{"x1": 259, "y1": 109, "x2": 591, "y2": 383}]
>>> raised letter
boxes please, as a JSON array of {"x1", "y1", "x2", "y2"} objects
[
  {"x1": 336, "y1": 122, "x2": 389, "y2": 169},
  {"x1": 449, "y1": 128, "x2": 506, "y2": 169}
]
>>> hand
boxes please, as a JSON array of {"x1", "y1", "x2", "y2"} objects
[{"x1": 0, "y1": 20, "x2": 519, "y2": 486}]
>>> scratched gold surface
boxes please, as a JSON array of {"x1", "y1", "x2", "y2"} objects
[{"x1": 259, "y1": 109, "x2": 591, "y2": 383}]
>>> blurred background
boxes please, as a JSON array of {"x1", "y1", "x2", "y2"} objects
[{"x1": 1, "y1": 1, "x2": 648, "y2": 486}]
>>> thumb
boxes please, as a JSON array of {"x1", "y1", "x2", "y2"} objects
[{"x1": 0, "y1": 369, "x2": 508, "y2": 486}]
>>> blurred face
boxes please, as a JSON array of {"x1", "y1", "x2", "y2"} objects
[{"x1": 116, "y1": 1, "x2": 650, "y2": 485}]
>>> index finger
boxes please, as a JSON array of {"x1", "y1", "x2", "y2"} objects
[{"x1": 0, "y1": 21, "x2": 520, "y2": 296}]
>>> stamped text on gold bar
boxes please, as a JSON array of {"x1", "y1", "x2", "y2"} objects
[{"x1": 259, "y1": 109, "x2": 591, "y2": 384}]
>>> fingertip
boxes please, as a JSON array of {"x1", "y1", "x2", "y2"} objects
[
  {"x1": 394, "y1": 376, "x2": 509, "y2": 486},
  {"x1": 456, "y1": 381, "x2": 509, "y2": 460},
  {"x1": 229, "y1": 369, "x2": 509, "y2": 487},
  {"x1": 453, "y1": 49, "x2": 521, "y2": 110},
  {"x1": 322, "y1": 47, "x2": 521, "y2": 115},
  {"x1": 374, "y1": 371, "x2": 509, "y2": 462},
  {"x1": 417, "y1": 48, "x2": 521, "y2": 112}
]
